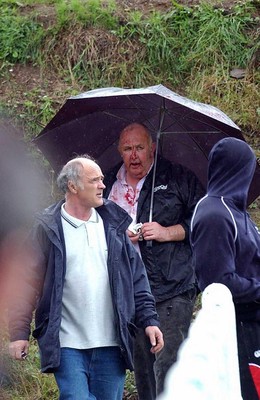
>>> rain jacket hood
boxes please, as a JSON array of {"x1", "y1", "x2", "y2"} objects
[{"x1": 207, "y1": 137, "x2": 256, "y2": 210}]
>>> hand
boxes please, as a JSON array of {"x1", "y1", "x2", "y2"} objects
[
  {"x1": 141, "y1": 222, "x2": 167, "y2": 242},
  {"x1": 127, "y1": 229, "x2": 140, "y2": 244},
  {"x1": 145, "y1": 326, "x2": 164, "y2": 354},
  {"x1": 9, "y1": 340, "x2": 29, "y2": 361},
  {"x1": 141, "y1": 222, "x2": 185, "y2": 242}
]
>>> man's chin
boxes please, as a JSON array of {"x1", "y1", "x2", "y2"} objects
[
  {"x1": 95, "y1": 198, "x2": 104, "y2": 208},
  {"x1": 130, "y1": 165, "x2": 143, "y2": 175}
]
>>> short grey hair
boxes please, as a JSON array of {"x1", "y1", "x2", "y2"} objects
[
  {"x1": 119, "y1": 123, "x2": 153, "y2": 146},
  {"x1": 57, "y1": 154, "x2": 94, "y2": 194}
]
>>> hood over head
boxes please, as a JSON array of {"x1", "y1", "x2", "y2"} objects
[{"x1": 207, "y1": 137, "x2": 256, "y2": 209}]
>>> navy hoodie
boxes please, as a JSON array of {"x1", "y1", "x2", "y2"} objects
[{"x1": 190, "y1": 137, "x2": 260, "y2": 321}]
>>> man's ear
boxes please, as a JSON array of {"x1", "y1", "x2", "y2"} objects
[{"x1": 68, "y1": 180, "x2": 77, "y2": 194}]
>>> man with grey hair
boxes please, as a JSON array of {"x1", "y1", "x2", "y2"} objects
[{"x1": 8, "y1": 155, "x2": 163, "y2": 400}]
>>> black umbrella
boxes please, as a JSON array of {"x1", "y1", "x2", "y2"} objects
[{"x1": 34, "y1": 84, "x2": 260, "y2": 207}]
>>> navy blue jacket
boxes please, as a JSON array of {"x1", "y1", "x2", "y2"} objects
[
  {"x1": 8, "y1": 199, "x2": 159, "y2": 372},
  {"x1": 104, "y1": 157, "x2": 205, "y2": 302},
  {"x1": 191, "y1": 138, "x2": 260, "y2": 321}
]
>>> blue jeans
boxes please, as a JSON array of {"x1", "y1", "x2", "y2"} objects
[
  {"x1": 53, "y1": 347, "x2": 126, "y2": 400},
  {"x1": 133, "y1": 288, "x2": 196, "y2": 399}
]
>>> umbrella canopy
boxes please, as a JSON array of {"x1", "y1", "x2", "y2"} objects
[{"x1": 34, "y1": 84, "x2": 260, "y2": 206}]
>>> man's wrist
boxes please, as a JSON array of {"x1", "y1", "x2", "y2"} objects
[{"x1": 166, "y1": 224, "x2": 185, "y2": 241}]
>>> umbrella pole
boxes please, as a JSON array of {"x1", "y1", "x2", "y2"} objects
[
  {"x1": 148, "y1": 104, "x2": 165, "y2": 223},
  {"x1": 147, "y1": 134, "x2": 160, "y2": 248},
  {"x1": 147, "y1": 105, "x2": 165, "y2": 247},
  {"x1": 148, "y1": 141, "x2": 159, "y2": 223}
]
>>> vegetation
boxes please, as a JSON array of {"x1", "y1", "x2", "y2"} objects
[
  {"x1": 0, "y1": 0, "x2": 259, "y2": 138},
  {"x1": 0, "y1": 0, "x2": 259, "y2": 398}
]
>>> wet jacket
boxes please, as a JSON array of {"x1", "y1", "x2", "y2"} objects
[
  {"x1": 104, "y1": 157, "x2": 205, "y2": 302},
  {"x1": 190, "y1": 137, "x2": 260, "y2": 321},
  {"x1": 8, "y1": 199, "x2": 159, "y2": 372}
]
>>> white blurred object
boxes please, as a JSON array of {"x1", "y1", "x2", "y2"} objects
[{"x1": 157, "y1": 283, "x2": 242, "y2": 400}]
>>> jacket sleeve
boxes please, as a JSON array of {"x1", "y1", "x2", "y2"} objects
[
  {"x1": 125, "y1": 237, "x2": 160, "y2": 328},
  {"x1": 8, "y1": 223, "x2": 47, "y2": 341},
  {"x1": 174, "y1": 166, "x2": 205, "y2": 240}
]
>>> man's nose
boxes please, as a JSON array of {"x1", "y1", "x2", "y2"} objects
[{"x1": 130, "y1": 148, "x2": 137, "y2": 158}]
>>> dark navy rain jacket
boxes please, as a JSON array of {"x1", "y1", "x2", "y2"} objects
[{"x1": 8, "y1": 199, "x2": 159, "y2": 372}]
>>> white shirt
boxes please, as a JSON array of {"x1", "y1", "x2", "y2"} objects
[
  {"x1": 108, "y1": 164, "x2": 146, "y2": 228},
  {"x1": 59, "y1": 205, "x2": 118, "y2": 349},
  {"x1": 108, "y1": 163, "x2": 152, "y2": 254}
]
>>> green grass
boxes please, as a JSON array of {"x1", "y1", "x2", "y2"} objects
[
  {"x1": 0, "y1": 5, "x2": 44, "y2": 64},
  {"x1": 55, "y1": 0, "x2": 118, "y2": 29},
  {"x1": 0, "y1": 0, "x2": 258, "y2": 137}
]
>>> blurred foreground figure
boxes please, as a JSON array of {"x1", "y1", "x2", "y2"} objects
[
  {"x1": 0, "y1": 120, "x2": 48, "y2": 309},
  {"x1": 0, "y1": 120, "x2": 48, "y2": 240},
  {"x1": 0, "y1": 119, "x2": 49, "y2": 387},
  {"x1": 157, "y1": 283, "x2": 242, "y2": 400},
  {"x1": 191, "y1": 137, "x2": 260, "y2": 399},
  {"x1": 8, "y1": 155, "x2": 163, "y2": 400}
]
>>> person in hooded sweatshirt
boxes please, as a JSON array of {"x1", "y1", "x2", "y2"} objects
[{"x1": 190, "y1": 137, "x2": 260, "y2": 400}]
